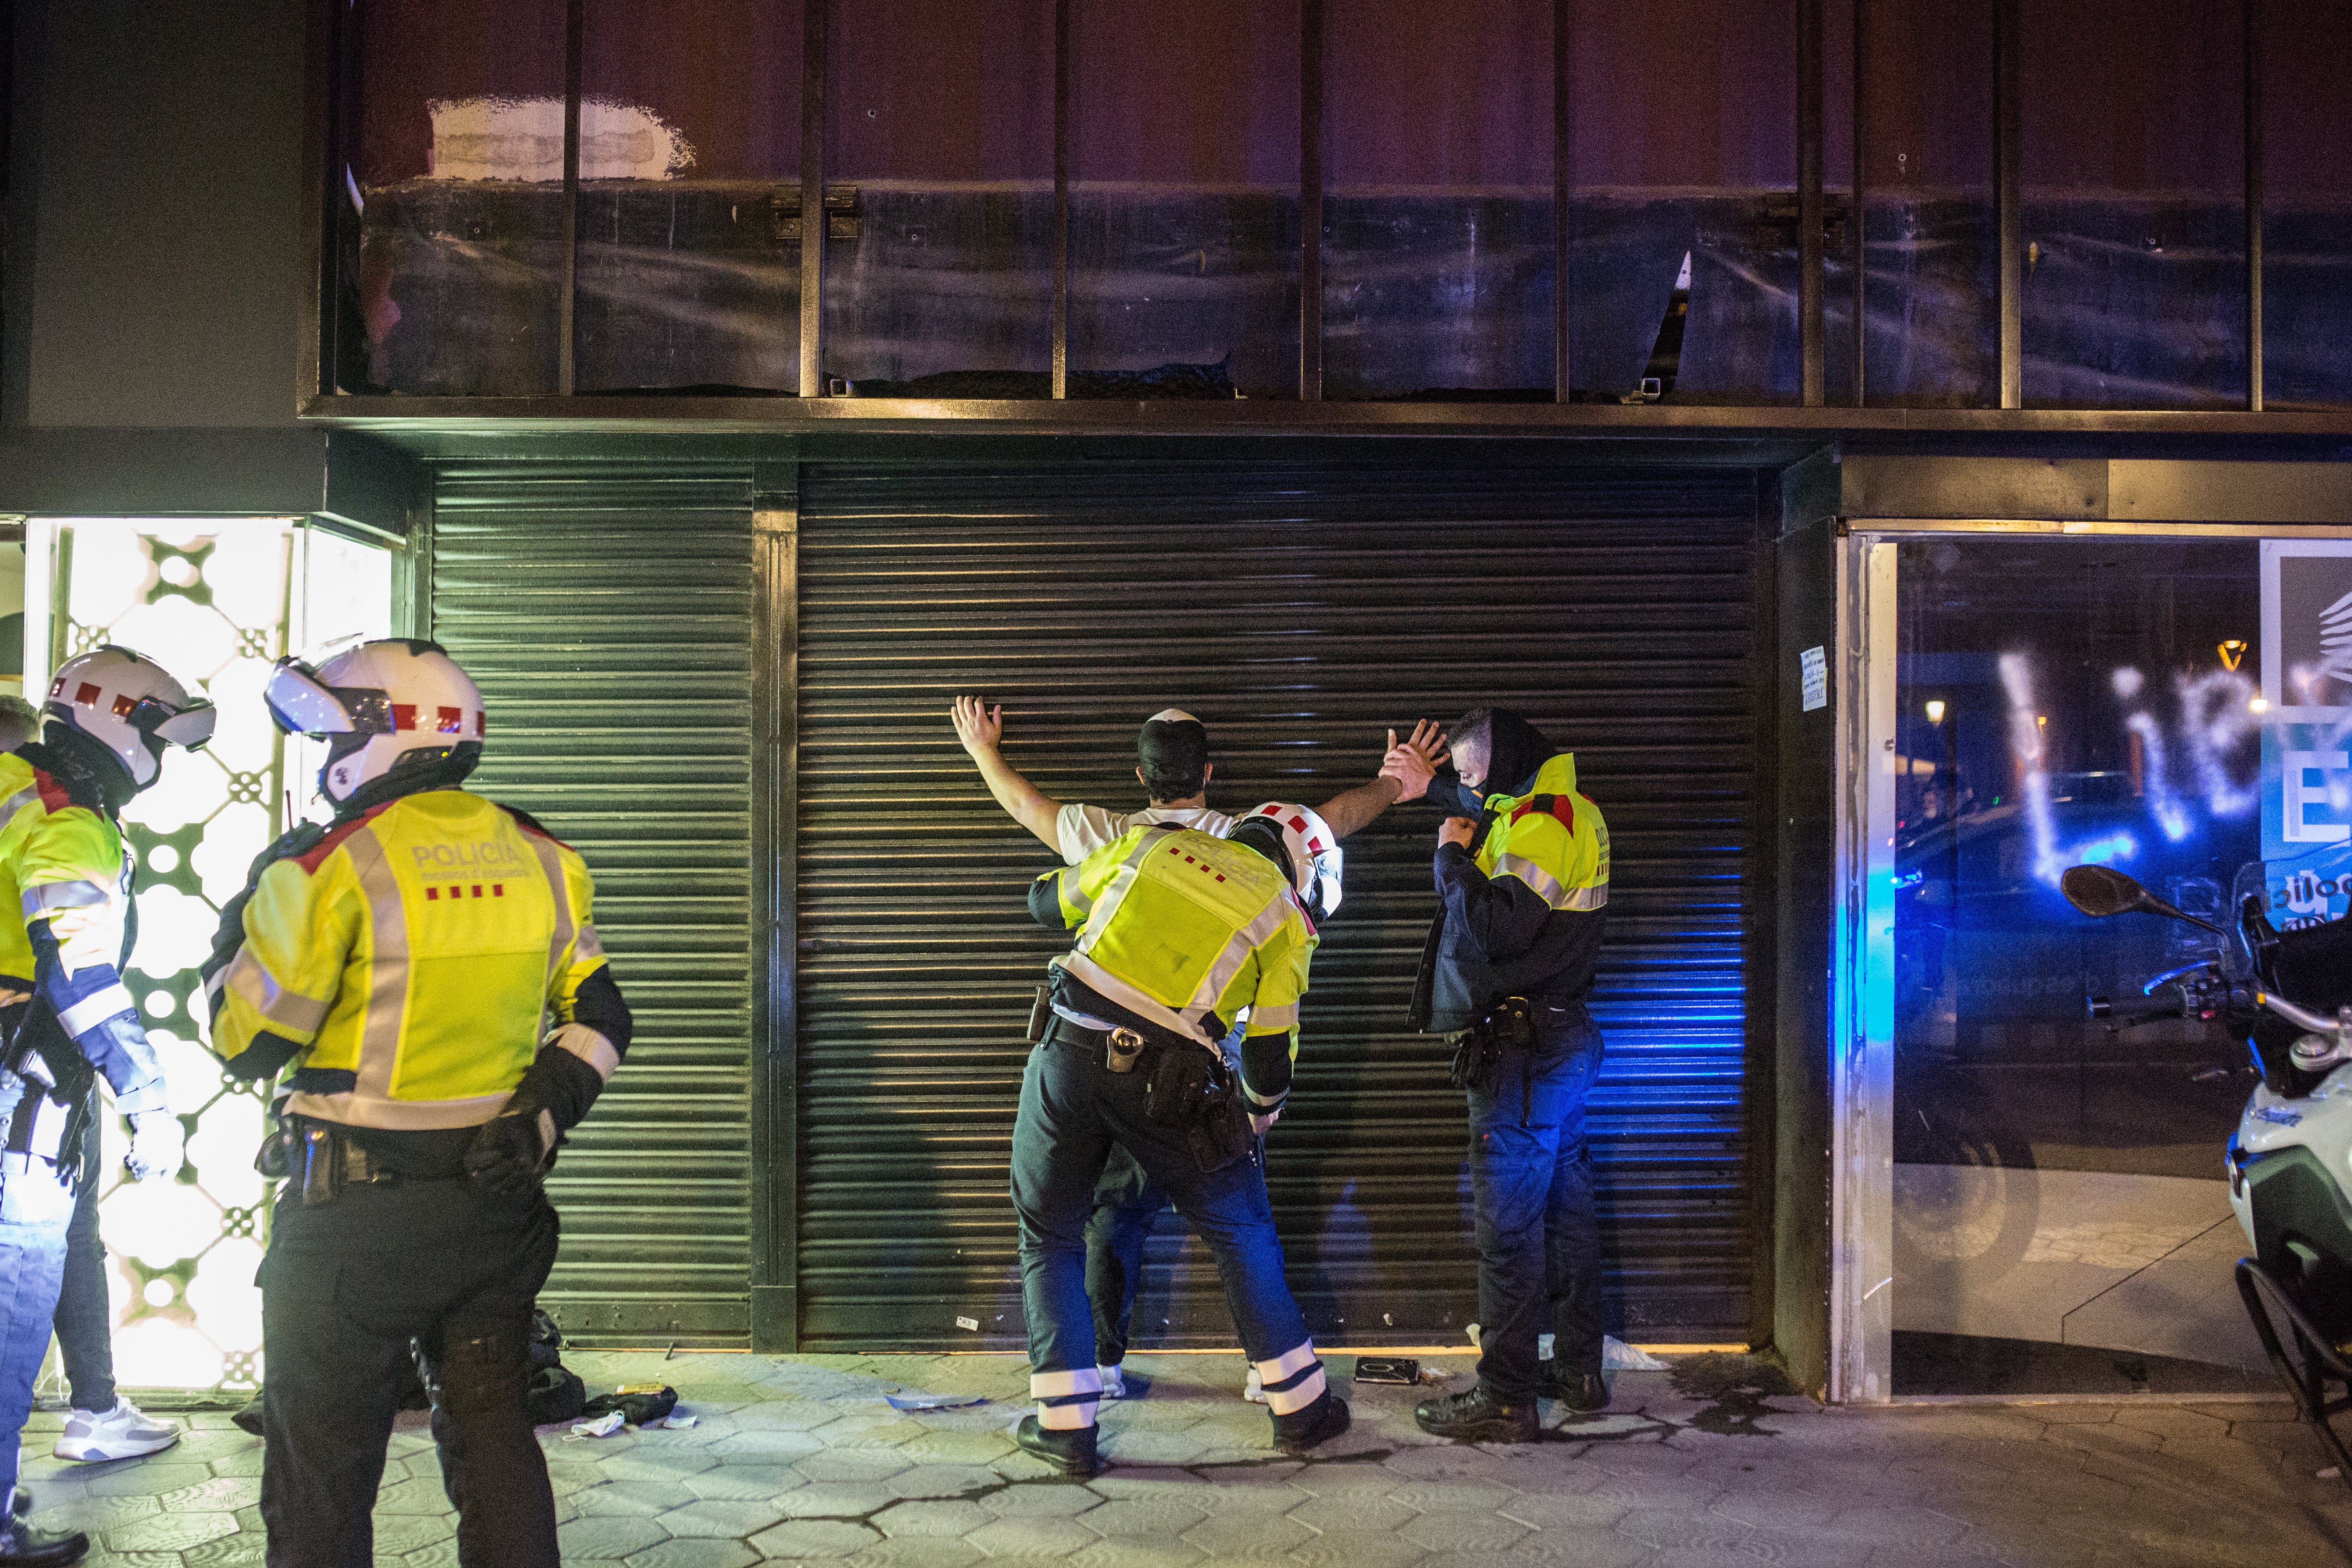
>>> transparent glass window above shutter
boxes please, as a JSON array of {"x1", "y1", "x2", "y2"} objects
[
  {"x1": 354, "y1": 0, "x2": 571, "y2": 396},
  {"x1": 573, "y1": 0, "x2": 803, "y2": 395}
]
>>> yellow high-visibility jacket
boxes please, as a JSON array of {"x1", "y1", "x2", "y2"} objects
[
  {"x1": 208, "y1": 788, "x2": 608, "y2": 1130},
  {"x1": 1033, "y1": 823, "x2": 1316, "y2": 1058},
  {"x1": 0, "y1": 750, "x2": 169, "y2": 1159}
]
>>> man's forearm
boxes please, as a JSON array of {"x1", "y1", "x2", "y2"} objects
[
  {"x1": 1313, "y1": 775, "x2": 1404, "y2": 839},
  {"x1": 965, "y1": 744, "x2": 1063, "y2": 850}
]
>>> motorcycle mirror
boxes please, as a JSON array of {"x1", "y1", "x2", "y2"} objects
[{"x1": 2060, "y1": 864, "x2": 2227, "y2": 935}]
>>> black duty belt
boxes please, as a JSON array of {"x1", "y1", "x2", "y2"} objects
[
  {"x1": 274, "y1": 1117, "x2": 467, "y2": 1206},
  {"x1": 1040, "y1": 1015, "x2": 1164, "y2": 1073}
]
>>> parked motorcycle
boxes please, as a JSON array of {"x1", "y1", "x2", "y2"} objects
[{"x1": 2062, "y1": 862, "x2": 2352, "y2": 1483}]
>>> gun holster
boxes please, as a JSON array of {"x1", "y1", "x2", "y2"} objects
[{"x1": 1447, "y1": 996, "x2": 1537, "y2": 1094}]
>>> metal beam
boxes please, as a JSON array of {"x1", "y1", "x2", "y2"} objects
[
  {"x1": 2245, "y1": 0, "x2": 2263, "y2": 413},
  {"x1": 1300, "y1": 0, "x2": 1324, "y2": 402},
  {"x1": 1553, "y1": 0, "x2": 1572, "y2": 403},
  {"x1": 1848, "y1": 0, "x2": 1865, "y2": 406},
  {"x1": 1799, "y1": 0, "x2": 1825, "y2": 406},
  {"x1": 1052, "y1": 0, "x2": 1070, "y2": 400},
  {"x1": 1996, "y1": 0, "x2": 2022, "y2": 409},
  {"x1": 800, "y1": 0, "x2": 827, "y2": 398},
  {"x1": 559, "y1": 0, "x2": 583, "y2": 395},
  {"x1": 302, "y1": 392, "x2": 2352, "y2": 439},
  {"x1": 749, "y1": 469, "x2": 800, "y2": 1351}
]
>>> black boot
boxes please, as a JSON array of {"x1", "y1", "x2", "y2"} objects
[
  {"x1": 1539, "y1": 1365, "x2": 1609, "y2": 1412},
  {"x1": 1414, "y1": 1385, "x2": 1540, "y2": 1443},
  {"x1": 0, "y1": 1507, "x2": 89, "y2": 1568},
  {"x1": 1015, "y1": 1415, "x2": 1101, "y2": 1477},
  {"x1": 1271, "y1": 1392, "x2": 1350, "y2": 1455},
  {"x1": 231, "y1": 1391, "x2": 265, "y2": 1437}
]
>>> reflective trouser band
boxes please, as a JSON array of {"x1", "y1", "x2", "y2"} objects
[
  {"x1": 1259, "y1": 1358, "x2": 1327, "y2": 1416},
  {"x1": 1031, "y1": 1367, "x2": 1102, "y2": 1431}
]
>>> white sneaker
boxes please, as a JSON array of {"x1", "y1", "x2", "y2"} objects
[
  {"x1": 1243, "y1": 1365, "x2": 1266, "y2": 1404},
  {"x1": 54, "y1": 1397, "x2": 180, "y2": 1461},
  {"x1": 1097, "y1": 1365, "x2": 1126, "y2": 1401}
]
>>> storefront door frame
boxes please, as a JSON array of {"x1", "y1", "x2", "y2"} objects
[{"x1": 1828, "y1": 517, "x2": 2352, "y2": 1405}]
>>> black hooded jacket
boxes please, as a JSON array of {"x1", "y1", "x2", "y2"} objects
[{"x1": 1410, "y1": 712, "x2": 1606, "y2": 1033}]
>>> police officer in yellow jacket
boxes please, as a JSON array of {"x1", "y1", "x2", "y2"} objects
[
  {"x1": 202, "y1": 640, "x2": 630, "y2": 1568},
  {"x1": 0, "y1": 648, "x2": 211, "y2": 1568},
  {"x1": 1012, "y1": 804, "x2": 1352, "y2": 1475},
  {"x1": 1387, "y1": 708, "x2": 1611, "y2": 1444}
]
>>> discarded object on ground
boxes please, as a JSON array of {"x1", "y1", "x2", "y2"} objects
[
  {"x1": 580, "y1": 1384, "x2": 678, "y2": 1425},
  {"x1": 884, "y1": 1388, "x2": 988, "y2": 1411}
]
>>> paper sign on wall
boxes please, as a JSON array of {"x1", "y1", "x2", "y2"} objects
[{"x1": 1800, "y1": 645, "x2": 1828, "y2": 712}]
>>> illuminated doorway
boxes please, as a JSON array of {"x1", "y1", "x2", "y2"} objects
[{"x1": 20, "y1": 518, "x2": 399, "y2": 1394}]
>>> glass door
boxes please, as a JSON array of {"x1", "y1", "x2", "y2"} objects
[{"x1": 1837, "y1": 527, "x2": 2329, "y2": 1399}]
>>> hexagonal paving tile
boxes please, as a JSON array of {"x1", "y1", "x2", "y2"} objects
[
  {"x1": 594, "y1": 1446, "x2": 723, "y2": 1484},
  {"x1": 797, "y1": 1447, "x2": 918, "y2": 1484},
  {"x1": 1285, "y1": 1494, "x2": 1418, "y2": 1535},
  {"x1": 1064, "y1": 1540, "x2": 1206, "y2": 1568},
  {"x1": 571, "y1": 1479, "x2": 686, "y2": 1517},
  {"x1": 707, "y1": 1427, "x2": 826, "y2": 1460},
  {"x1": 1287, "y1": 1530, "x2": 1433, "y2": 1568},
  {"x1": 874, "y1": 1498, "x2": 997, "y2": 1537},
  {"x1": 367, "y1": 1512, "x2": 456, "y2": 1554},
  {"x1": 1080, "y1": 1496, "x2": 1209, "y2": 1537},
  {"x1": 977, "y1": 1478, "x2": 1104, "y2": 1516},
  {"x1": 624, "y1": 1540, "x2": 759, "y2": 1568},
  {"x1": 966, "y1": 1513, "x2": 1103, "y2": 1557},
  {"x1": 1394, "y1": 1509, "x2": 1528, "y2": 1555},
  {"x1": 656, "y1": 1497, "x2": 783, "y2": 1538},
  {"x1": 682, "y1": 1462, "x2": 803, "y2": 1501},
  {"x1": 885, "y1": 1462, "x2": 1002, "y2": 1500},
  {"x1": 554, "y1": 1513, "x2": 671, "y2": 1560},
  {"x1": 87, "y1": 1461, "x2": 212, "y2": 1497},
  {"x1": 101, "y1": 1509, "x2": 240, "y2": 1552},
  {"x1": 775, "y1": 1481, "x2": 902, "y2": 1519},
  {"x1": 749, "y1": 1517, "x2": 886, "y2": 1558},
  {"x1": 1182, "y1": 1510, "x2": 1316, "y2": 1560},
  {"x1": 181, "y1": 1536, "x2": 270, "y2": 1568},
  {"x1": 843, "y1": 1538, "x2": 989, "y2": 1568}
]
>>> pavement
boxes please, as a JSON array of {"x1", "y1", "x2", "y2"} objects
[{"x1": 13, "y1": 1349, "x2": 2352, "y2": 1567}]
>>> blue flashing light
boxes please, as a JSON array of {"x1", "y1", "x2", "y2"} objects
[{"x1": 2072, "y1": 831, "x2": 2139, "y2": 867}]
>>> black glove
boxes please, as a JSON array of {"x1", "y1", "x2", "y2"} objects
[
  {"x1": 464, "y1": 1046, "x2": 604, "y2": 1203},
  {"x1": 463, "y1": 1107, "x2": 553, "y2": 1203}
]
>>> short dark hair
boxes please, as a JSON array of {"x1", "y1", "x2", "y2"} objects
[
  {"x1": 1138, "y1": 712, "x2": 1209, "y2": 801},
  {"x1": 1452, "y1": 707, "x2": 1494, "y2": 756}
]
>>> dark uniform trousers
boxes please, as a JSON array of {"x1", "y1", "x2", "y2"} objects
[{"x1": 259, "y1": 1173, "x2": 560, "y2": 1568}]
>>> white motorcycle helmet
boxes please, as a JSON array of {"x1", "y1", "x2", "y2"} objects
[
  {"x1": 264, "y1": 639, "x2": 485, "y2": 806},
  {"x1": 43, "y1": 645, "x2": 218, "y2": 792},
  {"x1": 1227, "y1": 802, "x2": 1344, "y2": 921}
]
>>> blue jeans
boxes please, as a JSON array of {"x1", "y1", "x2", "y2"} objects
[
  {"x1": 1085, "y1": 1146, "x2": 1164, "y2": 1365},
  {"x1": 1012, "y1": 1038, "x2": 1323, "y2": 1427},
  {"x1": 1467, "y1": 1007, "x2": 1605, "y2": 1402},
  {"x1": 0, "y1": 1154, "x2": 77, "y2": 1499},
  {"x1": 52, "y1": 1100, "x2": 116, "y2": 1413}
]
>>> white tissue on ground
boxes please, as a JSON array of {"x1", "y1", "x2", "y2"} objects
[
  {"x1": 1461, "y1": 1325, "x2": 1669, "y2": 1372},
  {"x1": 569, "y1": 1411, "x2": 627, "y2": 1438}
]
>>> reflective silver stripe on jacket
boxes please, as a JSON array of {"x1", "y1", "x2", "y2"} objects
[
  {"x1": 1488, "y1": 853, "x2": 1567, "y2": 908},
  {"x1": 343, "y1": 824, "x2": 412, "y2": 1108},
  {"x1": 281, "y1": 1088, "x2": 516, "y2": 1131},
  {"x1": 0, "y1": 786, "x2": 40, "y2": 826},
  {"x1": 1243, "y1": 1001, "x2": 1298, "y2": 1033},
  {"x1": 21, "y1": 879, "x2": 108, "y2": 917},
  {"x1": 1050, "y1": 952, "x2": 1216, "y2": 1046},
  {"x1": 1562, "y1": 880, "x2": 1608, "y2": 911},
  {"x1": 1178, "y1": 892, "x2": 1294, "y2": 1030},
  {"x1": 57, "y1": 982, "x2": 137, "y2": 1037},
  {"x1": 526, "y1": 834, "x2": 576, "y2": 994},
  {"x1": 223, "y1": 947, "x2": 331, "y2": 1035}
]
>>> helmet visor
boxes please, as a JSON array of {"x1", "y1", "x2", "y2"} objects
[
  {"x1": 263, "y1": 659, "x2": 360, "y2": 737},
  {"x1": 143, "y1": 699, "x2": 217, "y2": 752}
]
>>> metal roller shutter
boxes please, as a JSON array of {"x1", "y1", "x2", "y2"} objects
[
  {"x1": 796, "y1": 458, "x2": 1763, "y2": 1350},
  {"x1": 431, "y1": 463, "x2": 756, "y2": 1345}
]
